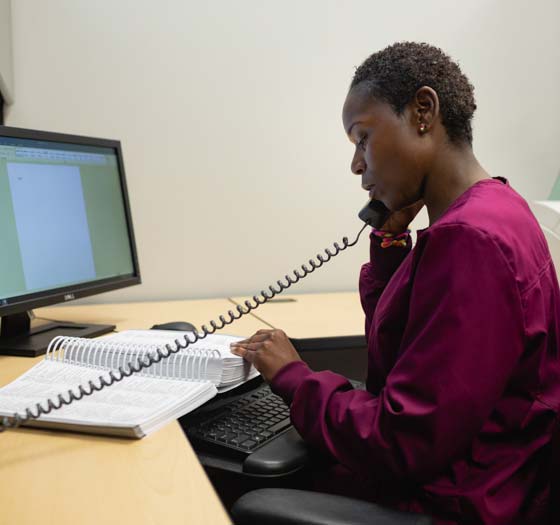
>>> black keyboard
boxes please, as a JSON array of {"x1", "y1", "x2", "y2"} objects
[{"x1": 186, "y1": 382, "x2": 291, "y2": 457}]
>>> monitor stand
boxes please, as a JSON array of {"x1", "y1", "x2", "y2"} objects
[{"x1": 0, "y1": 311, "x2": 116, "y2": 358}]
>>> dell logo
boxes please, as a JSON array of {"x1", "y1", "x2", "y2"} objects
[{"x1": 64, "y1": 294, "x2": 76, "y2": 301}]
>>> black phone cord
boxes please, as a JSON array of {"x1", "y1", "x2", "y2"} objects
[{"x1": 0, "y1": 224, "x2": 368, "y2": 433}]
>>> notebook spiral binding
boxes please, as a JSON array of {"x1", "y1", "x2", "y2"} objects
[
  {"x1": 0, "y1": 223, "x2": 368, "y2": 433},
  {"x1": 46, "y1": 337, "x2": 219, "y2": 381}
]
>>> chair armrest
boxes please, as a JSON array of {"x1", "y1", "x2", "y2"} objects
[{"x1": 231, "y1": 488, "x2": 433, "y2": 525}]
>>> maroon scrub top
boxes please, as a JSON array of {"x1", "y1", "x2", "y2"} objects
[{"x1": 271, "y1": 177, "x2": 560, "y2": 524}]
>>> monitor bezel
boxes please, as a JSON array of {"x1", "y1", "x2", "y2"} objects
[{"x1": 0, "y1": 125, "x2": 141, "y2": 316}]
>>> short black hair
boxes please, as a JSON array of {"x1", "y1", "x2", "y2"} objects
[{"x1": 350, "y1": 42, "x2": 476, "y2": 145}]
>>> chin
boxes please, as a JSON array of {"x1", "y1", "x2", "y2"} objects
[
  {"x1": 382, "y1": 201, "x2": 395, "y2": 212},
  {"x1": 379, "y1": 195, "x2": 396, "y2": 212}
]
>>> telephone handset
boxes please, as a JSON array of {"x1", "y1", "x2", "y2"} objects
[
  {"x1": 358, "y1": 199, "x2": 391, "y2": 229},
  {"x1": 1, "y1": 206, "x2": 377, "y2": 433}
]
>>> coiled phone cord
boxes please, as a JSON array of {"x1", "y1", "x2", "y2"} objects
[{"x1": 0, "y1": 223, "x2": 368, "y2": 433}]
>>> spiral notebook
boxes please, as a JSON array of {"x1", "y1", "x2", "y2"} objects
[{"x1": 0, "y1": 330, "x2": 259, "y2": 438}]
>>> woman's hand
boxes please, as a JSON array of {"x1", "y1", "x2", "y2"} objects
[
  {"x1": 230, "y1": 329, "x2": 302, "y2": 382},
  {"x1": 381, "y1": 199, "x2": 425, "y2": 234}
]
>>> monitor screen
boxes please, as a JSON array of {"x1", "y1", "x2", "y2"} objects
[{"x1": 0, "y1": 126, "x2": 141, "y2": 356}]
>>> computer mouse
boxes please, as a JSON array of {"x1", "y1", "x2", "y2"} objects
[{"x1": 150, "y1": 321, "x2": 198, "y2": 332}]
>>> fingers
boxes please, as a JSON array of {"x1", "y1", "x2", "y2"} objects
[
  {"x1": 230, "y1": 335, "x2": 273, "y2": 360},
  {"x1": 240, "y1": 333, "x2": 272, "y2": 344},
  {"x1": 228, "y1": 328, "x2": 299, "y2": 382},
  {"x1": 230, "y1": 328, "x2": 289, "y2": 359},
  {"x1": 231, "y1": 341, "x2": 267, "y2": 351},
  {"x1": 230, "y1": 338, "x2": 270, "y2": 361},
  {"x1": 231, "y1": 329, "x2": 274, "y2": 347},
  {"x1": 231, "y1": 345, "x2": 256, "y2": 363}
]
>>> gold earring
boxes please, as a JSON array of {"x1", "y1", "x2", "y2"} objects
[{"x1": 419, "y1": 124, "x2": 427, "y2": 133}]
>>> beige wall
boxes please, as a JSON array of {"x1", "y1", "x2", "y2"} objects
[
  {"x1": 0, "y1": 0, "x2": 13, "y2": 103},
  {"x1": 6, "y1": 0, "x2": 560, "y2": 304}
]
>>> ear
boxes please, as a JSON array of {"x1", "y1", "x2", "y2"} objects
[{"x1": 409, "y1": 86, "x2": 440, "y2": 135}]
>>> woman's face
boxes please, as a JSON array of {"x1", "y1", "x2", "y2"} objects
[{"x1": 342, "y1": 85, "x2": 430, "y2": 211}]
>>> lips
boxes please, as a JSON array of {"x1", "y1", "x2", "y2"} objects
[{"x1": 368, "y1": 186, "x2": 376, "y2": 199}]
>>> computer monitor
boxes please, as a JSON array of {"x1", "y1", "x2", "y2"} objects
[{"x1": 0, "y1": 126, "x2": 141, "y2": 357}]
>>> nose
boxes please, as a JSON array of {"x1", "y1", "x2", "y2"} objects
[{"x1": 351, "y1": 148, "x2": 365, "y2": 175}]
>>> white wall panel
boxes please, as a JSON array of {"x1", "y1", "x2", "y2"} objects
[{"x1": 7, "y1": 0, "x2": 560, "y2": 303}]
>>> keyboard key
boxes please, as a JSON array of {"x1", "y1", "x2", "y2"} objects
[
  {"x1": 241, "y1": 440, "x2": 257, "y2": 450},
  {"x1": 269, "y1": 419, "x2": 291, "y2": 434},
  {"x1": 229, "y1": 434, "x2": 250, "y2": 446}
]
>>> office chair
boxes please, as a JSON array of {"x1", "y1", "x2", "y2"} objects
[
  {"x1": 232, "y1": 420, "x2": 560, "y2": 525},
  {"x1": 231, "y1": 488, "x2": 432, "y2": 525}
]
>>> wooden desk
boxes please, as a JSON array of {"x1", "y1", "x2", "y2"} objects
[
  {"x1": 38, "y1": 297, "x2": 264, "y2": 334},
  {"x1": 229, "y1": 292, "x2": 366, "y2": 347},
  {"x1": 0, "y1": 299, "x2": 267, "y2": 525}
]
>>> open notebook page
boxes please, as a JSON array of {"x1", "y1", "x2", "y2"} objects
[{"x1": 0, "y1": 359, "x2": 216, "y2": 436}]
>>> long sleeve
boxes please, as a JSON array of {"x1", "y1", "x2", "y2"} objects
[
  {"x1": 271, "y1": 224, "x2": 525, "y2": 485},
  {"x1": 360, "y1": 230, "x2": 412, "y2": 342}
]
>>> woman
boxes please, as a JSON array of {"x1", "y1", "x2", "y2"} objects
[{"x1": 231, "y1": 42, "x2": 560, "y2": 524}]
